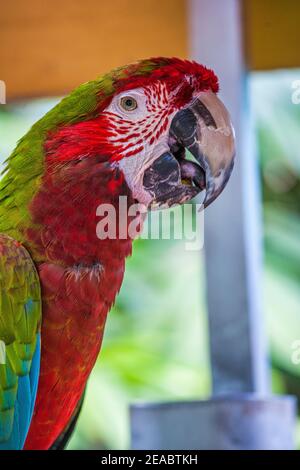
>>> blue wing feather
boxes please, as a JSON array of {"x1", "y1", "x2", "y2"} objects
[{"x1": 0, "y1": 333, "x2": 40, "y2": 449}]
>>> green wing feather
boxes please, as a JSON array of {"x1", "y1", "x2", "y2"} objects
[{"x1": 0, "y1": 234, "x2": 41, "y2": 446}]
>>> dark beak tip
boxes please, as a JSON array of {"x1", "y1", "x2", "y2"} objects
[{"x1": 203, "y1": 158, "x2": 235, "y2": 208}]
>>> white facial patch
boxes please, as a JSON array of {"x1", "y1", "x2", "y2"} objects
[{"x1": 103, "y1": 86, "x2": 178, "y2": 205}]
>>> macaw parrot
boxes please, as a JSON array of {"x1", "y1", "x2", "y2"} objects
[{"x1": 0, "y1": 57, "x2": 235, "y2": 450}]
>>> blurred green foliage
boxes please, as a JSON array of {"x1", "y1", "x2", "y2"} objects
[
  {"x1": 252, "y1": 71, "x2": 300, "y2": 447},
  {"x1": 0, "y1": 70, "x2": 299, "y2": 449}
]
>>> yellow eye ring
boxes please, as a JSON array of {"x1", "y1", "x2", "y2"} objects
[{"x1": 120, "y1": 96, "x2": 138, "y2": 111}]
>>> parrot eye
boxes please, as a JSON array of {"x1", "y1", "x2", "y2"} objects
[{"x1": 120, "y1": 96, "x2": 138, "y2": 112}]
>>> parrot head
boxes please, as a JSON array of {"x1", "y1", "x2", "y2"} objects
[{"x1": 44, "y1": 57, "x2": 235, "y2": 212}]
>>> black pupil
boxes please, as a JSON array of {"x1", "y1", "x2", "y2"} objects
[{"x1": 125, "y1": 99, "x2": 133, "y2": 107}]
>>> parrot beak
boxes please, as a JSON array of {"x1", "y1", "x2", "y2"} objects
[
  {"x1": 169, "y1": 90, "x2": 235, "y2": 208},
  {"x1": 143, "y1": 90, "x2": 235, "y2": 209}
]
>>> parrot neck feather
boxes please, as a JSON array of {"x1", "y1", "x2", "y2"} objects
[{"x1": 26, "y1": 157, "x2": 134, "y2": 268}]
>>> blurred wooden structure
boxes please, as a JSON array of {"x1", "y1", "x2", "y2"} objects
[
  {"x1": 1, "y1": 0, "x2": 300, "y2": 100},
  {"x1": 244, "y1": 0, "x2": 300, "y2": 70},
  {"x1": 0, "y1": 0, "x2": 187, "y2": 100}
]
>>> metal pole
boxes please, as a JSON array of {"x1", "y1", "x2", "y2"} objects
[
  {"x1": 130, "y1": 0, "x2": 296, "y2": 449},
  {"x1": 190, "y1": 0, "x2": 268, "y2": 396}
]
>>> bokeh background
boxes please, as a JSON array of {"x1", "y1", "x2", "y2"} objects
[{"x1": 0, "y1": 0, "x2": 300, "y2": 449}]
